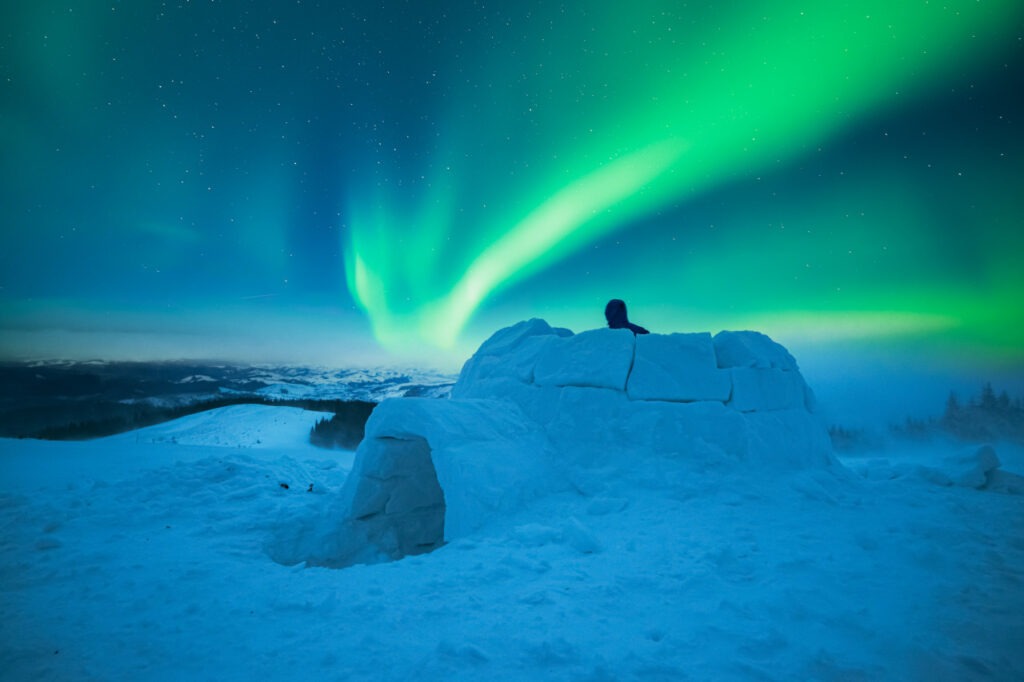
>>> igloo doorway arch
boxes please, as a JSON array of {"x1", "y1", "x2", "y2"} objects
[
  {"x1": 323, "y1": 396, "x2": 561, "y2": 567},
  {"x1": 345, "y1": 435, "x2": 447, "y2": 561}
]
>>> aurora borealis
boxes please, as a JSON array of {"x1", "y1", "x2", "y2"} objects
[{"x1": 2, "y1": 2, "x2": 1023, "y2": 386}]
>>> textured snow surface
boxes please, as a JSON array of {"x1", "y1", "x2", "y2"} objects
[{"x1": 2, "y1": 362, "x2": 1024, "y2": 679}]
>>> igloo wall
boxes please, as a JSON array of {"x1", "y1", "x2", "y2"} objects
[{"x1": 317, "y1": 319, "x2": 835, "y2": 567}]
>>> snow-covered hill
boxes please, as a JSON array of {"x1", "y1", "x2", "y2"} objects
[
  {"x1": 113, "y1": 404, "x2": 338, "y2": 451},
  {"x1": 1, "y1": 338, "x2": 1023, "y2": 680},
  {"x1": 2, "y1": 405, "x2": 347, "y2": 493}
]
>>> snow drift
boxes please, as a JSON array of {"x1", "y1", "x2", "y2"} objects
[{"x1": 278, "y1": 320, "x2": 837, "y2": 568}]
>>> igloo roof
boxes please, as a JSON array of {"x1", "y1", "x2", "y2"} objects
[{"x1": 454, "y1": 318, "x2": 813, "y2": 412}]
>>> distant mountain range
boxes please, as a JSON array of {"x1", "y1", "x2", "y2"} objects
[{"x1": 0, "y1": 360, "x2": 455, "y2": 440}]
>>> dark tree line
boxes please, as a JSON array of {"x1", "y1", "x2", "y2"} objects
[
  {"x1": 831, "y1": 382, "x2": 1024, "y2": 451},
  {"x1": 308, "y1": 401, "x2": 377, "y2": 450},
  {"x1": 941, "y1": 382, "x2": 1024, "y2": 443},
  {"x1": 3, "y1": 396, "x2": 378, "y2": 446}
]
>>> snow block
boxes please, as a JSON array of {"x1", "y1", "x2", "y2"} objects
[
  {"x1": 713, "y1": 330, "x2": 798, "y2": 370},
  {"x1": 943, "y1": 445, "x2": 1001, "y2": 488},
  {"x1": 608, "y1": 399, "x2": 748, "y2": 463},
  {"x1": 545, "y1": 385, "x2": 635, "y2": 448},
  {"x1": 452, "y1": 377, "x2": 563, "y2": 427},
  {"x1": 728, "y1": 368, "x2": 807, "y2": 412},
  {"x1": 454, "y1": 319, "x2": 571, "y2": 393},
  {"x1": 343, "y1": 435, "x2": 446, "y2": 559},
  {"x1": 627, "y1": 332, "x2": 732, "y2": 402},
  {"x1": 533, "y1": 328, "x2": 635, "y2": 391},
  {"x1": 473, "y1": 317, "x2": 572, "y2": 359},
  {"x1": 545, "y1": 388, "x2": 748, "y2": 464},
  {"x1": 743, "y1": 410, "x2": 835, "y2": 469}
]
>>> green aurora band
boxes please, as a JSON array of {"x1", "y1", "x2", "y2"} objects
[{"x1": 345, "y1": 1, "x2": 1023, "y2": 354}]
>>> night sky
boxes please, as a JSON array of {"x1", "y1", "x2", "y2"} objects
[{"x1": 2, "y1": 1, "x2": 1023, "y2": 399}]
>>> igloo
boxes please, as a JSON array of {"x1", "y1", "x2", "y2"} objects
[{"x1": 299, "y1": 319, "x2": 835, "y2": 568}]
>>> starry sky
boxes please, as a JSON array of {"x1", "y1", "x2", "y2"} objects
[{"x1": 2, "y1": 1, "x2": 1023, "y2": 403}]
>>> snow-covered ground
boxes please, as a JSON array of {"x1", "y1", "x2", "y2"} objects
[{"x1": 2, "y1": 405, "x2": 1022, "y2": 680}]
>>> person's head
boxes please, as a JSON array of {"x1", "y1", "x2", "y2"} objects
[{"x1": 605, "y1": 299, "x2": 628, "y2": 327}]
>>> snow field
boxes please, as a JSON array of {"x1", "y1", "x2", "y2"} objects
[{"x1": 2, "y1": 403, "x2": 1022, "y2": 679}]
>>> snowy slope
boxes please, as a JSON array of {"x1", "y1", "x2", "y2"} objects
[
  {"x1": 1, "y1": 405, "x2": 345, "y2": 493},
  {"x1": 2, "y1": 397, "x2": 1023, "y2": 679},
  {"x1": 114, "y1": 404, "x2": 340, "y2": 451}
]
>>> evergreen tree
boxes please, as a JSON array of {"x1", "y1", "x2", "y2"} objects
[
  {"x1": 981, "y1": 382, "x2": 997, "y2": 410},
  {"x1": 944, "y1": 391, "x2": 960, "y2": 420}
]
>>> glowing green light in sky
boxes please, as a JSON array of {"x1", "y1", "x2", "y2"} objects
[{"x1": 346, "y1": 0, "x2": 1023, "y2": 351}]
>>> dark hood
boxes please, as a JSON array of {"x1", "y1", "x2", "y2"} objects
[{"x1": 605, "y1": 299, "x2": 629, "y2": 328}]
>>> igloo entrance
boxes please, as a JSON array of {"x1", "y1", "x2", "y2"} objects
[{"x1": 345, "y1": 435, "x2": 447, "y2": 560}]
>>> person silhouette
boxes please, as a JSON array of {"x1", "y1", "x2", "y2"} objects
[{"x1": 604, "y1": 299, "x2": 649, "y2": 335}]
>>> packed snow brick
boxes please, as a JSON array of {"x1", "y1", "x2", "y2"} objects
[
  {"x1": 626, "y1": 332, "x2": 732, "y2": 402},
  {"x1": 547, "y1": 385, "x2": 747, "y2": 458},
  {"x1": 455, "y1": 317, "x2": 572, "y2": 388},
  {"x1": 728, "y1": 367, "x2": 808, "y2": 412},
  {"x1": 345, "y1": 436, "x2": 446, "y2": 557},
  {"x1": 713, "y1": 330, "x2": 799, "y2": 370},
  {"x1": 943, "y1": 444, "x2": 1001, "y2": 488},
  {"x1": 533, "y1": 328, "x2": 635, "y2": 390},
  {"x1": 742, "y1": 410, "x2": 835, "y2": 469}
]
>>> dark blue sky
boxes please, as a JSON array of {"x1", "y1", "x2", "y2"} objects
[{"x1": 2, "y1": 1, "x2": 1022, "y2": 410}]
